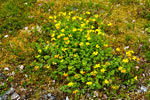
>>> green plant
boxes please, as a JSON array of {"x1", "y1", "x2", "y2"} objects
[{"x1": 31, "y1": 11, "x2": 139, "y2": 96}]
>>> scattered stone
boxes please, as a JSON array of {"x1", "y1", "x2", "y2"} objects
[
  {"x1": 2, "y1": 94, "x2": 7, "y2": 100},
  {"x1": 4, "y1": 67, "x2": 9, "y2": 71},
  {"x1": 132, "y1": 20, "x2": 136, "y2": 23},
  {"x1": 140, "y1": 86, "x2": 147, "y2": 92},
  {"x1": 24, "y1": 27, "x2": 28, "y2": 30},
  {"x1": 93, "y1": 91, "x2": 99, "y2": 97},
  {"x1": 11, "y1": 92, "x2": 20, "y2": 100},
  {"x1": 0, "y1": 97, "x2": 3, "y2": 100},
  {"x1": 18, "y1": 65, "x2": 24, "y2": 70},
  {"x1": 87, "y1": 93, "x2": 91, "y2": 98},
  {"x1": 6, "y1": 87, "x2": 15, "y2": 95},
  {"x1": 47, "y1": 93, "x2": 52, "y2": 97},
  {"x1": 4, "y1": 35, "x2": 8, "y2": 38},
  {"x1": 22, "y1": 95, "x2": 26, "y2": 100},
  {"x1": 50, "y1": 95, "x2": 55, "y2": 100},
  {"x1": 103, "y1": 94, "x2": 108, "y2": 99},
  {"x1": 66, "y1": 96, "x2": 69, "y2": 100},
  {"x1": 43, "y1": 94, "x2": 48, "y2": 99},
  {"x1": 0, "y1": 72, "x2": 6, "y2": 80},
  {"x1": 124, "y1": 46, "x2": 129, "y2": 50}
]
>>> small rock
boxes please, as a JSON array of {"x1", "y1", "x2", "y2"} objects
[
  {"x1": 0, "y1": 72, "x2": 6, "y2": 80},
  {"x1": 18, "y1": 65, "x2": 24, "y2": 70},
  {"x1": 93, "y1": 91, "x2": 99, "y2": 97},
  {"x1": 22, "y1": 95, "x2": 26, "y2": 100},
  {"x1": 132, "y1": 20, "x2": 136, "y2": 23},
  {"x1": 43, "y1": 94, "x2": 48, "y2": 99},
  {"x1": 0, "y1": 97, "x2": 3, "y2": 100},
  {"x1": 24, "y1": 27, "x2": 28, "y2": 30},
  {"x1": 66, "y1": 96, "x2": 69, "y2": 100},
  {"x1": 124, "y1": 46, "x2": 129, "y2": 50},
  {"x1": 11, "y1": 92, "x2": 20, "y2": 100},
  {"x1": 2, "y1": 94, "x2": 7, "y2": 100},
  {"x1": 141, "y1": 86, "x2": 147, "y2": 92},
  {"x1": 103, "y1": 94, "x2": 108, "y2": 99},
  {"x1": 6, "y1": 87, "x2": 15, "y2": 95},
  {"x1": 4, "y1": 35, "x2": 8, "y2": 38},
  {"x1": 87, "y1": 93, "x2": 91, "y2": 98},
  {"x1": 47, "y1": 93, "x2": 51, "y2": 97},
  {"x1": 50, "y1": 95, "x2": 55, "y2": 100},
  {"x1": 4, "y1": 67, "x2": 9, "y2": 71}
]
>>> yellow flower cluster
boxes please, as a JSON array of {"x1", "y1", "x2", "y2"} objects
[
  {"x1": 118, "y1": 66, "x2": 126, "y2": 73},
  {"x1": 94, "y1": 64, "x2": 100, "y2": 68}
]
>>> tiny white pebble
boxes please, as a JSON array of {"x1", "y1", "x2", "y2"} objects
[{"x1": 4, "y1": 35, "x2": 8, "y2": 38}]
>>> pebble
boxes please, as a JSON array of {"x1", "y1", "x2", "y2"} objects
[
  {"x1": 11, "y1": 92, "x2": 20, "y2": 100},
  {"x1": 93, "y1": 91, "x2": 99, "y2": 97},
  {"x1": 140, "y1": 86, "x2": 147, "y2": 92},
  {"x1": 50, "y1": 95, "x2": 55, "y2": 100},
  {"x1": 66, "y1": 96, "x2": 69, "y2": 100},
  {"x1": 47, "y1": 93, "x2": 52, "y2": 97},
  {"x1": 0, "y1": 97, "x2": 3, "y2": 100},
  {"x1": 6, "y1": 87, "x2": 15, "y2": 95},
  {"x1": 43, "y1": 94, "x2": 48, "y2": 99},
  {"x1": 124, "y1": 46, "x2": 129, "y2": 50},
  {"x1": 4, "y1": 67, "x2": 9, "y2": 71},
  {"x1": 24, "y1": 27, "x2": 28, "y2": 30},
  {"x1": 0, "y1": 72, "x2": 6, "y2": 80},
  {"x1": 4, "y1": 35, "x2": 8, "y2": 38},
  {"x1": 18, "y1": 65, "x2": 24, "y2": 70}
]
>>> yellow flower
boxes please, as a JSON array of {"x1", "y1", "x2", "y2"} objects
[
  {"x1": 94, "y1": 64, "x2": 100, "y2": 68},
  {"x1": 60, "y1": 60, "x2": 64, "y2": 63},
  {"x1": 68, "y1": 82, "x2": 74, "y2": 87},
  {"x1": 64, "y1": 37, "x2": 69, "y2": 41},
  {"x1": 73, "y1": 90, "x2": 79, "y2": 94},
  {"x1": 73, "y1": 28, "x2": 77, "y2": 32},
  {"x1": 81, "y1": 23, "x2": 85, "y2": 27},
  {"x1": 118, "y1": 66, "x2": 123, "y2": 71},
  {"x1": 86, "y1": 82, "x2": 92, "y2": 85},
  {"x1": 108, "y1": 22, "x2": 112, "y2": 26},
  {"x1": 86, "y1": 42, "x2": 90, "y2": 46},
  {"x1": 104, "y1": 44, "x2": 108, "y2": 48},
  {"x1": 74, "y1": 54, "x2": 77, "y2": 57},
  {"x1": 86, "y1": 11, "x2": 91, "y2": 15},
  {"x1": 134, "y1": 76, "x2": 137, "y2": 80},
  {"x1": 92, "y1": 19, "x2": 96, "y2": 22},
  {"x1": 55, "y1": 23, "x2": 60, "y2": 29},
  {"x1": 91, "y1": 71, "x2": 97, "y2": 76},
  {"x1": 100, "y1": 68, "x2": 106, "y2": 73},
  {"x1": 104, "y1": 79, "x2": 109, "y2": 84},
  {"x1": 61, "y1": 29, "x2": 65, "y2": 32},
  {"x1": 54, "y1": 54, "x2": 60, "y2": 58},
  {"x1": 79, "y1": 42, "x2": 84, "y2": 46},
  {"x1": 87, "y1": 37, "x2": 91, "y2": 40},
  {"x1": 78, "y1": 17, "x2": 82, "y2": 21},
  {"x1": 63, "y1": 73, "x2": 68, "y2": 77},
  {"x1": 122, "y1": 58, "x2": 129, "y2": 63},
  {"x1": 38, "y1": 49, "x2": 42, "y2": 53},
  {"x1": 111, "y1": 85, "x2": 119, "y2": 90},
  {"x1": 80, "y1": 70, "x2": 85, "y2": 74},
  {"x1": 93, "y1": 51, "x2": 98, "y2": 55},
  {"x1": 46, "y1": 65, "x2": 50, "y2": 69},
  {"x1": 96, "y1": 44, "x2": 100, "y2": 48},
  {"x1": 94, "y1": 14, "x2": 98, "y2": 18},
  {"x1": 51, "y1": 38, "x2": 56, "y2": 41},
  {"x1": 132, "y1": 56, "x2": 137, "y2": 60},
  {"x1": 79, "y1": 29, "x2": 83, "y2": 32},
  {"x1": 116, "y1": 48, "x2": 120, "y2": 52},
  {"x1": 34, "y1": 66, "x2": 39, "y2": 70},
  {"x1": 62, "y1": 48, "x2": 67, "y2": 52},
  {"x1": 121, "y1": 69, "x2": 126, "y2": 73},
  {"x1": 69, "y1": 34, "x2": 72, "y2": 37},
  {"x1": 49, "y1": 16, "x2": 53, "y2": 19},
  {"x1": 65, "y1": 40, "x2": 70, "y2": 45},
  {"x1": 72, "y1": 16, "x2": 76, "y2": 20}
]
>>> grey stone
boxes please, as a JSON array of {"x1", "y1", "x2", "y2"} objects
[
  {"x1": 11, "y1": 92, "x2": 19, "y2": 100},
  {"x1": 50, "y1": 95, "x2": 55, "y2": 100},
  {"x1": 43, "y1": 94, "x2": 48, "y2": 99},
  {"x1": 4, "y1": 67, "x2": 9, "y2": 71},
  {"x1": 93, "y1": 91, "x2": 99, "y2": 97},
  {"x1": 66, "y1": 96, "x2": 69, "y2": 100},
  {"x1": 2, "y1": 95, "x2": 7, "y2": 100},
  {"x1": 0, "y1": 97, "x2": 3, "y2": 100},
  {"x1": 141, "y1": 86, "x2": 147, "y2": 92},
  {"x1": 6, "y1": 87, "x2": 15, "y2": 95},
  {"x1": 22, "y1": 95, "x2": 26, "y2": 100},
  {"x1": 47, "y1": 93, "x2": 51, "y2": 97},
  {"x1": 0, "y1": 72, "x2": 6, "y2": 80}
]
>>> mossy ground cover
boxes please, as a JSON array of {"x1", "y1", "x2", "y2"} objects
[{"x1": 0, "y1": 0, "x2": 150, "y2": 99}]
